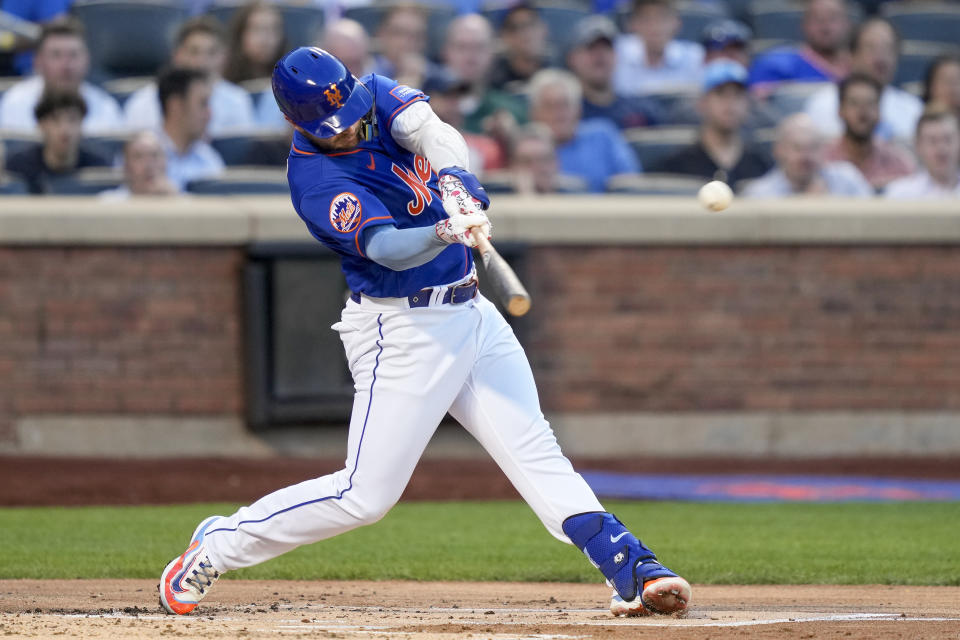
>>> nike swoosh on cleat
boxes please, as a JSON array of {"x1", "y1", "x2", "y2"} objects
[{"x1": 610, "y1": 532, "x2": 629, "y2": 543}]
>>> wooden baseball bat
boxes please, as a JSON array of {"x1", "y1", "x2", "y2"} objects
[{"x1": 473, "y1": 232, "x2": 531, "y2": 317}]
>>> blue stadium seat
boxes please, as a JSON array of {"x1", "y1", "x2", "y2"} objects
[
  {"x1": 71, "y1": 0, "x2": 188, "y2": 78},
  {"x1": 624, "y1": 126, "x2": 698, "y2": 169},
  {"x1": 47, "y1": 168, "x2": 124, "y2": 195},
  {"x1": 211, "y1": 133, "x2": 291, "y2": 167},
  {"x1": 894, "y1": 40, "x2": 959, "y2": 87},
  {"x1": 187, "y1": 167, "x2": 289, "y2": 194},
  {"x1": 605, "y1": 172, "x2": 705, "y2": 195},
  {"x1": 766, "y1": 81, "x2": 832, "y2": 118},
  {"x1": 882, "y1": 2, "x2": 960, "y2": 46},
  {"x1": 1, "y1": 131, "x2": 41, "y2": 159},
  {"x1": 0, "y1": 178, "x2": 28, "y2": 195},
  {"x1": 86, "y1": 133, "x2": 131, "y2": 164},
  {"x1": 343, "y1": 4, "x2": 456, "y2": 62},
  {"x1": 675, "y1": 1, "x2": 729, "y2": 43},
  {"x1": 208, "y1": 3, "x2": 324, "y2": 49}
]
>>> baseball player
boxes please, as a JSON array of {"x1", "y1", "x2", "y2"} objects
[{"x1": 158, "y1": 46, "x2": 690, "y2": 618}]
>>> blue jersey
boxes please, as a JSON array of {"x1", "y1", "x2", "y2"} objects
[{"x1": 285, "y1": 74, "x2": 473, "y2": 298}]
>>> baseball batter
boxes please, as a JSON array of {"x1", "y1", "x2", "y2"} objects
[{"x1": 158, "y1": 47, "x2": 690, "y2": 618}]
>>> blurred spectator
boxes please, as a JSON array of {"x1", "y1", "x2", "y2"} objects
[
  {"x1": 156, "y1": 67, "x2": 224, "y2": 190},
  {"x1": 613, "y1": 0, "x2": 704, "y2": 96},
  {"x1": 923, "y1": 55, "x2": 960, "y2": 118},
  {"x1": 488, "y1": 2, "x2": 552, "y2": 94},
  {"x1": 805, "y1": 17, "x2": 922, "y2": 142},
  {"x1": 748, "y1": 0, "x2": 851, "y2": 96},
  {"x1": 885, "y1": 109, "x2": 960, "y2": 199},
  {"x1": 823, "y1": 72, "x2": 914, "y2": 191},
  {"x1": 1, "y1": 0, "x2": 71, "y2": 75},
  {"x1": 655, "y1": 61, "x2": 772, "y2": 188},
  {"x1": 223, "y1": 2, "x2": 286, "y2": 84},
  {"x1": 441, "y1": 13, "x2": 526, "y2": 136},
  {"x1": 323, "y1": 18, "x2": 374, "y2": 76},
  {"x1": 422, "y1": 72, "x2": 504, "y2": 173},
  {"x1": 528, "y1": 69, "x2": 639, "y2": 192},
  {"x1": 370, "y1": 2, "x2": 442, "y2": 89},
  {"x1": 100, "y1": 130, "x2": 179, "y2": 199},
  {"x1": 124, "y1": 17, "x2": 256, "y2": 134},
  {"x1": 566, "y1": 15, "x2": 660, "y2": 129},
  {"x1": 505, "y1": 123, "x2": 586, "y2": 194},
  {"x1": 743, "y1": 113, "x2": 873, "y2": 196},
  {"x1": 700, "y1": 18, "x2": 751, "y2": 68},
  {"x1": 5, "y1": 90, "x2": 109, "y2": 194},
  {"x1": 669, "y1": 18, "x2": 779, "y2": 129},
  {"x1": 0, "y1": 18, "x2": 122, "y2": 133}
]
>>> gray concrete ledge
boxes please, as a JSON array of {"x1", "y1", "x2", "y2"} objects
[
  {"x1": 3, "y1": 412, "x2": 957, "y2": 458},
  {"x1": 1, "y1": 195, "x2": 958, "y2": 245}
]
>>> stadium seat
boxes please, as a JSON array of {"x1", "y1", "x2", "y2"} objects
[
  {"x1": 674, "y1": 1, "x2": 729, "y2": 43},
  {"x1": 605, "y1": 172, "x2": 706, "y2": 195},
  {"x1": 186, "y1": 167, "x2": 289, "y2": 194},
  {"x1": 0, "y1": 178, "x2": 28, "y2": 195},
  {"x1": 624, "y1": 126, "x2": 698, "y2": 169},
  {"x1": 749, "y1": 127, "x2": 777, "y2": 159},
  {"x1": 85, "y1": 133, "x2": 131, "y2": 163},
  {"x1": 211, "y1": 132, "x2": 291, "y2": 166},
  {"x1": 71, "y1": 0, "x2": 188, "y2": 78},
  {"x1": 882, "y1": 2, "x2": 960, "y2": 46},
  {"x1": 344, "y1": 4, "x2": 456, "y2": 63},
  {"x1": 0, "y1": 130, "x2": 41, "y2": 158},
  {"x1": 894, "y1": 40, "x2": 960, "y2": 88},
  {"x1": 208, "y1": 2, "x2": 324, "y2": 49},
  {"x1": 47, "y1": 167, "x2": 124, "y2": 195},
  {"x1": 748, "y1": 0, "x2": 861, "y2": 42},
  {"x1": 642, "y1": 88, "x2": 699, "y2": 125},
  {"x1": 482, "y1": 2, "x2": 591, "y2": 57},
  {"x1": 766, "y1": 81, "x2": 832, "y2": 118},
  {"x1": 102, "y1": 76, "x2": 153, "y2": 105}
]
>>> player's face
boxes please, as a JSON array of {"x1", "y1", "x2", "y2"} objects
[
  {"x1": 839, "y1": 82, "x2": 880, "y2": 142},
  {"x1": 916, "y1": 116, "x2": 960, "y2": 181},
  {"x1": 304, "y1": 119, "x2": 364, "y2": 152},
  {"x1": 36, "y1": 35, "x2": 89, "y2": 92}
]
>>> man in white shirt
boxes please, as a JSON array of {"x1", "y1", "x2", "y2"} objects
[
  {"x1": 613, "y1": 0, "x2": 704, "y2": 96},
  {"x1": 157, "y1": 67, "x2": 224, "y2": 189},
  {"x1": 743, "y1": 113, "x2": 873, "y2": 197},
  {"x1": 0, "y1": 18, "x2": 122, "y2": 134},
  {"x1": 124, "y1": 16, "x2": 256, "y2": 135},
  {"x1": 885, "y1": 110, "x2": 960, "y2": 199},
  {"x1": 804, "y1": 17, "x2": 922, "y2": 142}
]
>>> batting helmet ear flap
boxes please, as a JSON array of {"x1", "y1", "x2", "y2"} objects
[{"x1": 272, "y1": 47, "x2": 373, "y2": 139}]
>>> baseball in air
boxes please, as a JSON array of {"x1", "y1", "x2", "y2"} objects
[{"x1": 698, "y1": 180, "x2": 733, "y2": 211}]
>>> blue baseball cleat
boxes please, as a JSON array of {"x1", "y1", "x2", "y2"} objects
[{"x1": 158, "y1": 515, "x2": 225, "y2": 615}]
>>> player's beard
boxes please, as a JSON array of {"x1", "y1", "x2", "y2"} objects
[{"x1": 309, "y1": 121, "x2": 363, "y2": 152}]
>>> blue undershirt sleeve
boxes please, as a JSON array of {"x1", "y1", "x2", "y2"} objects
[{"x1": 363, "y1": 224, "x2": 449, "y2": 271}]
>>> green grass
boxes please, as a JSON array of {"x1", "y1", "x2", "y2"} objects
[{"x1": 0, "y1": 501, "x2": 957, "y2": 585}]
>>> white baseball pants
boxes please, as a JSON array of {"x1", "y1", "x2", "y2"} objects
[{"x1": 204, "y1": 290, "x2": 603, "y2": 572}]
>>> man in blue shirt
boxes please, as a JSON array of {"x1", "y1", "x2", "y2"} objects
[
  {"x1": 157, "y1": 46, "x2": 691, "y2": 621},
  {"x1": 529, "y1": 67, "x2": 641, "y2": 192}
]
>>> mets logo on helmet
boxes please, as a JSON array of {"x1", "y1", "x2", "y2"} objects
[
  {"x1": 329, "y1": 192, "x2": 362, "y2": 233},
  {"x1": 324, "y1": 83, "x2": 344, "y2": 109}
]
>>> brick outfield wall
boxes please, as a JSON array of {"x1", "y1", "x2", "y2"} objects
[{"x1": 1, "y1": 244, "x2": 959, "y2": 442}]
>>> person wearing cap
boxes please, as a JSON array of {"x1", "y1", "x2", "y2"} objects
[
  {"x1": 701, "y1": 19, "x2": 751, "y2": 68},
  {"x1": 612, "y1": 0, "x2": 704, "y2": 96},
  {"x1": 654, "y1": 60, "x2": 772, "y2": 188},
  {"x1": 742, "y1": 113, "x2": 873, "y2": 197},
  {"x1": 748, "y1": 0, "x2": 851, "y2": 96},
  {"x1": 566, "y1": 15, "x2": 660, "y2": 130}
]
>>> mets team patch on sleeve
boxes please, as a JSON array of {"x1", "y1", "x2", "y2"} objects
[{"x1": 329, "y1": 192, "x2": 362, "y2": 233}]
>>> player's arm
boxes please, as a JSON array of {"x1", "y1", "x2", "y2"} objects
[{"x1": 390, "y1": 101, "x2": 491, "y2": 239}]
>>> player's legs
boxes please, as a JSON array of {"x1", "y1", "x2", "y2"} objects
[
  {"x1": 448, "y1": 296, "x2": 690, "y2": 616},
  {"x1": 195, "y1": 304, "x2": 478, "y2": 572}
]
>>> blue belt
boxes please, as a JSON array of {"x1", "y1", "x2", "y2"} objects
[{"x1": 351, "y1": 279, "x2": 478, "y2": 308}]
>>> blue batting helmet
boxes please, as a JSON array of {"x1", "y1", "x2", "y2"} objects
[{"x1": 272, "y1": 47, "x2": 373, "y2": 138}]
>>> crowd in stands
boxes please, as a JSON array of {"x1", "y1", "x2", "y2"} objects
[{"x1": 0, "y1": 0, "x2": 959, "y2": 200}]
